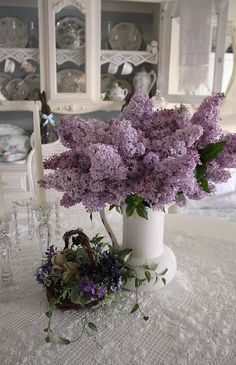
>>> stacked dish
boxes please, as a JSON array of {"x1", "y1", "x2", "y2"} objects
[{"x1": 0, "y1": 124, "x2": 30, "y2": 163}]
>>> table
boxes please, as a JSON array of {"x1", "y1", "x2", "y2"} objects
[{"x1": 0, "y1": 208, "x2": 236, "y2": 365}]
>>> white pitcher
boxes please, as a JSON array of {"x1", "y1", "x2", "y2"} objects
[
  {"x1": 133, "y1": 68, "x2": 157, "y2": 94},
  {"x1": 100, "y1": 207, "x2": 177, "y2": 291}
]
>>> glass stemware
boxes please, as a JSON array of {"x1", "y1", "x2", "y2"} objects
[
  {"x1": 27, "y1": 198, "x2": 35, "y2": 240},
  {"x1": 12, "y1": 204, "x2": 21, "y2": 251},
  {"x1": 0, "y1": 215, "x2": 13, "y2": 286},
  {"x1": 32, "y1": 202, "x2": 52, "y2": 263},
  {"x1": 54, "y1": 198, "x2": 62, "y2": 241}
]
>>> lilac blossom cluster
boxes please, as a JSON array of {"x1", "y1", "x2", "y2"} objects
[{"x1": 41, "y1": 93, "x2": 236, "y2": 212}]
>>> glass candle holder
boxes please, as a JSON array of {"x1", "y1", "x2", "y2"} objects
[
  {"x1": 0, "y1": 215, "x2": 13, "y2": 286},
  {"x1": 32, "y1": 202, "x2": 52, "y2": 263},
  {"x1": 54, "y1": 198, "x2": 62, "y2": 241},
  {"x1": 27, "y1": 198, "x2": 35, "y2": 240}
]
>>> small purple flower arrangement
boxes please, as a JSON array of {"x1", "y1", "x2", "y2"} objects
[
  {"x1": 40, "y1": 92, "x2": 236, "y2": 219},
  {"x1": 36, "y1": 228, "x2": 164, "y2": 344}
]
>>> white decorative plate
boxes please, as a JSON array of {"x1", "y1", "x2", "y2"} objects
[
  {"x1": 56, "y1": 16, "x2": 85, "y2": 49},
  {"x1": 25, "y1": 73, "x2": 40, "y2": 100},
  {"x1": 57, "y1": 69, "x2": 86, "y2": 93},
  {"x1": 5, "y1": 79, "x2": 30, "y2": 100},
  {"x1": 0, "y1": 124, "x2": 26, "y2": 136},
  {"x1": 0, "y1": 73, "x2": 12, "y2": 97},
  {"x1": 108, "y1": 22, "x2": 142, "y2": 51},
  {"x1": 116, "y1": 79, "x2": 133, "y2": 95},
  {"x1": 101, "y1": 74, "x2": 116, "y2": 93},
  {"x1": 0, "y1": 17, "x2": 28, "y2": 48}
]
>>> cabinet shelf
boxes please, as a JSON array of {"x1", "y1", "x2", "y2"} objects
[
  {"x1": 0, "y1": 48, "x2": 39, "y2": 64},
  {"x1": 0, "y1": 48, "x2": 157, "y2": 67},
  {"x1": 0, "y1": 47, "x2": 85, "y2": 66},
  {"x1": 100, "y1": 50, "x2": 158, "y2": 66}
]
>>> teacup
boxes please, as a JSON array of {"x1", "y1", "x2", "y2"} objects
[
  {"x1": 20, "y1": 59, "x2": 37, "y2": 73},
  {"x1": 121, "y1": 62, "x2": 133, "y2": 75},
  {"x1": 4, "y1": 59, "x2": 15, "y2": 74},
  {"x1": 107, "y1": 62, "x2": 118, "y2": 75}
]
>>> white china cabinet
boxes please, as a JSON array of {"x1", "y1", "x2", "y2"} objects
[
  {"x1": 0, "y1": 0, "x2": 232, "y2": 113},
  {"x1": 0, "y1": 0, "x2": 232, "y2": 203},
  {"x1": 0, "y1": 0, "x2": 165, "y2": 114}
]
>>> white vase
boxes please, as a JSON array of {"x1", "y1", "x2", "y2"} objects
[
  {"x1": 122, "y1": 208, "x2": 177, "y2": 290},
  {"x1": 100, "y1": 207, "x2": 177, "y2": 291}
]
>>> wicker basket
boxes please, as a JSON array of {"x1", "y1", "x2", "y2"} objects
[
  {"x1": 45, "y1": 228, "x2": 99, "y2": 311},
  {"x1": 46, "y1": 288, "x2": 98, "y2": 310}
]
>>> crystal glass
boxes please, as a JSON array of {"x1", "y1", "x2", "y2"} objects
[
  {"x1": 0, "y1": 216, "x2": 13, "y2": 286},
  {"x1": 54, "y1": 199, "x2": 62, "y2": 241},
  {"x1": 27, "y1": 198, "x2": 35, "y2": 240},
  {"x1": 12, "y1": 204, "x2": 21, "y2": 251},
  {"x1": 32, "y1": 202, "x2": 52, "y2": 263}
]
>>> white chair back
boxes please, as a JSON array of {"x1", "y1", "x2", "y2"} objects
[{"x1": 27, "y1": 140, "x2": 67, "y2": 195}]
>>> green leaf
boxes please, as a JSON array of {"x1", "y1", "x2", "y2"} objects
[
  {"x1": 176, "y1": 191, "x2": 186, "y2": 203},
  {"x1": 59, "y1": 337, "x2": 71, "y2": 345},
  {"x1": 45, "y1": 310, "x2": 52, "y2": 318},
  {"x1": 70, "y1": 288, "x2": 79, "y2": 303},
  {"x1": 162, "y1": 277, "x2": 166, "y2": 285},
  {"x1": 126, "y1": 204, "x2": 135, "y2": 217},
  {"x1": 159, "y1": 268, "x2": 168, "y2": 275},
  {"x1": 136, "y1": 204, "x2": 148, "y2": 220},
  {"x1": 109, "y1": 204, "x2": 120, "y2": 212},
  {"x1": 145, "y1": 271, "x2": 151, "y2": 283},
  {"x1": 45, "y1": 336, "x2": 51, "y2": 343},
  {"x1": 48, "y1": 298, "x2": 57, "y2": 309},
  {"x1": 118, "y1": 248, "x2": 133, "y2": 262},
  {"x1": 143, "y1": 316, "x2": 149, "y2": 321},
  {"x1": 200, "y1": 140, "x2": 226, "y2": 163},
  {"x1": 198, "y1": 177, "x2": 210, "y2": 193},
  {"x1": 89, "y1": 213, "x2": 93, "y2": 221},
  {"x1": 153, "y1": 275, "x2": 159, "y2": 286},
  {"x1": 90, "y1": 234, "x2": 105, "y2": 246},
  {"x1": 195, "y1": 164, "x2": 207, "y2": 180},
  {"x1": 142, "y1": 264, "x2": 150, "y2": 270},
  {"x1": 135, "y1": 277, "x2": 142, "y2": 288},
  {"x1": 125, "y1": 193, "x2": 143, "y2": 206},
  {"x1": 131, "y1": 303, "x2": 139, "y2": 314},
  {"x1": 77, "y1": 294, "x2": 87, "y2": 307},
  {"x1": 62, "y1": 289, "x2": 69, "y2": 300},
  {"x1": 88, "y1": 322, "x2": 98, "y2": 332}
]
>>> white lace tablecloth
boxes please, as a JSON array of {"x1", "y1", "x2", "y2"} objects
[{"x1": 0, "y1": 209, "x2": 236, "y2": 365}]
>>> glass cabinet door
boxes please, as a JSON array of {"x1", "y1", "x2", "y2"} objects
[
  {"x1": 55, "y1": 6, "x2": 86, "y2": 94},
  {"x1": 0, "y1": 0, "x2": 40, "y2": 101},
  {"x1": 101, "y1": 0, "x2": 160, "y2": 103},
  {"x1": 159, "y1": 1, "x2": 230, "y2": 104},
  {"x1": 45, "y1": 0, "x2": 100, "y2": 104}
]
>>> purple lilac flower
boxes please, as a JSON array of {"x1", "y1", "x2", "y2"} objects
[
  {"x1": 40, "y1": 93, "x2": 236, "y2": 212},
  {"x1": 89, "y1": 144, "x2": 127, "y2": 181},
  {"x1": 191, "y1": 93, "x2": 224, "y2": 149}
]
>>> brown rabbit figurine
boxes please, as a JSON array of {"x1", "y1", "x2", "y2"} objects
[{"x1": 39, "y1": 91, "x2": 58, "y2": 144}]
